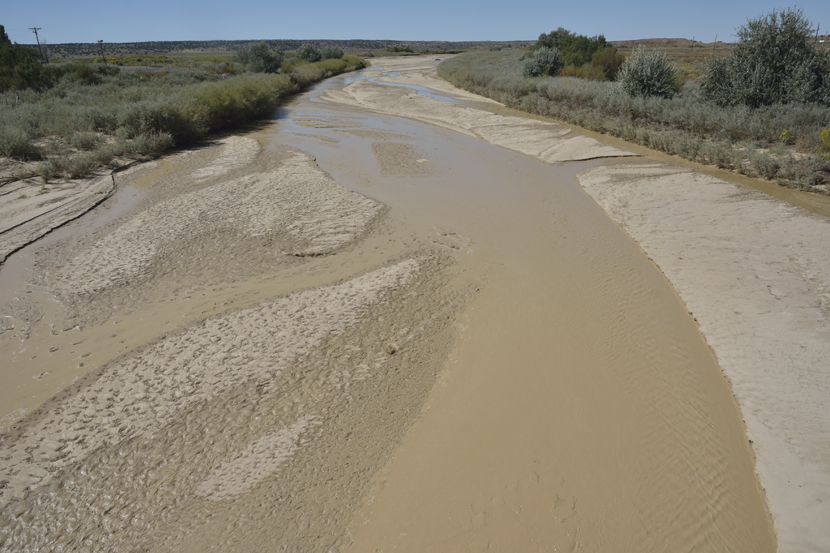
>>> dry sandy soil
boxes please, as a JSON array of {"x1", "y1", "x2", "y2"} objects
[{"x1": 0, "y1": 56, "x2": 827, "y2": 552}]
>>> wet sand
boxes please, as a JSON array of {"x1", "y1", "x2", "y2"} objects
[{"x1": 1, "y1": 55, "x2": 822, "y2": 551}]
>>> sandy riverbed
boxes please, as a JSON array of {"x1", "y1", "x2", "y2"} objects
[{"x1": 0, "y1": 56, "x2": 826, "y2": 552}]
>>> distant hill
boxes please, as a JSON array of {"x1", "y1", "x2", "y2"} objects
[
  {"x1": 25, "y1": 39, "x2": 532, "y2": 60},
  {"x1": 610, "y1": 38, "x2": 730, "y2": 48}
]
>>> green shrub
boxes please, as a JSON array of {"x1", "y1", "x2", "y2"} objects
[
  {"x1": 317, "y1": 58, "x2": 348, "y2": 74},
  {"x1": 237, "y1": 42, "x2": 284, "y2": 74},
  {"x1": 591, "y1": 47, "x2": 626, "y2": 81},
  {"x1": 0, "y1": 127, "x2": 37, "y2": 158},
  {"x1": 291, "y1": 63, "x2": 325, "y2": 86},
  {"x1": 2, "y1": 54, "x2": 368, "y2": 179},
  {"x1": 321, "y1": 45, "x2": 343, "y2": 60},
  {"x1": 701, "y1": 8, "x2": 830, "y2": 107},
  {"x1": 297, "y1": 44, "x2": 322, "y2": 63},
  {"x1": 820, "y1": 128, "x2": 830, "y2": 158},
  {"x1": 69, "y1": 132, "x2": 101, "y2": 150},
  {"x1": 618, "y1": 46, "x2": 677, "y2": 98},
  {"x1": 559, "y1": 64, "x2": 607, "y2": 81},
  {"x1": 130, "y1": 131, "x2": 175, "y2": 156},
  {"x1": 523, "y1": 47, "x2": 564, "y2": 78},
  {"x1": 342, "y1": 55, "x2": 370, "y2": 71}
]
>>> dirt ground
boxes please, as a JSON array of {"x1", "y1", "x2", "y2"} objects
[{"x1": 0, "y1": 56, "x2": 827, "y2": 552}]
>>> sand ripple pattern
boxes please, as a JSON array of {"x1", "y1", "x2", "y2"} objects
[
  {"x1": 321, "y1": 79, "x2": 637, "y2": 163},
  {"x1": 195, "y1": 415, "x2": 318, "y2": 501},
  {"x1": 190, "y1": 136, "x2": 262, "y2": 182},
  {"x1": 0, "y1": 259, "x2": 418, "y2": 509},
  {"x1": 578, "y1": 164, "x2": 830, "y2": 553},
  {"x1": 56, "y1": 151, "x2": 384, "y2": 293}
]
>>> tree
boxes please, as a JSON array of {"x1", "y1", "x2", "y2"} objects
[
  {"x1": 700, "y1": 8, "x2": 830, "y2": 106},
  {"x1": 535, "y1": 28, "x2": 608, "y2": 67},
  {"x1": 618, "y1": 46, "x2": 677, "y2": 98},
  {"x1": 0, "y1": 24, "x2": 46, "y2": 91}
]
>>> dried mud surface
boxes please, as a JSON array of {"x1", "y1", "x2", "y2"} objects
[{"x1": 0, "y1": 172, "x2": 115, "y2": 264}]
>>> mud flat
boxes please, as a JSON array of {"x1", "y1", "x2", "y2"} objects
[
  {"x1": 0, "y1": 171, "x2": 115, "y2": 264},
  {"x1": 0, "y1": 133, "x2": 468, "y2": 551}
]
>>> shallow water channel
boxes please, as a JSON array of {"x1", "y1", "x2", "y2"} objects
[{"x1": 261, "y1": 64, "x2": 775, "y2": 552}]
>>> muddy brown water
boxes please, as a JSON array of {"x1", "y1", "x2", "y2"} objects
[{"x1": 0, "y1": 63, "x2": 774, "y2": 551}]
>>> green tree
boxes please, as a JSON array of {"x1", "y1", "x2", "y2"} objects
[
  {"x1": 701, "y1": 8, "x2": 830, "y2": 106},
  {"x1": 536, "y1": 28, "x2": 608, "y2": 68},
  {"x1": 0, "y1": 24, "x2": 46, "y2": 91}
]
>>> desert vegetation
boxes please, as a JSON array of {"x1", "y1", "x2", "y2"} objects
[
  {"x1": 527, "y1": 28, "x2": 625, "y2": 81},
  {"x1": 439, "y1": 8, "x2": 830, "y2": 193},
  {"x1": 0, "y1": 33, "x2": 367, "y2": 181}
]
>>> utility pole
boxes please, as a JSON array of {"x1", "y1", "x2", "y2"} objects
[
  {"x1": 98, "y1": 40, "x2": 106, "y2": 63},
  {"x1": 29, "y1": 27, "x2": 47, "y2": 63}
]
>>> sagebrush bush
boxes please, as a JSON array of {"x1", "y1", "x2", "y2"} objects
[
  {"x1": 0, "y1": 127, "x2": 37, "y2": 158},
  {"x1": 321, "y1": 45, "x2": 343, "y2": 60},
  {"x1": 701, "y1": 8, "x2": 830, "y2": 107},
  {"x1": 618, "y1": 46, "x2": 677, "y2": 98},
  {"x1": 297, "y1": 44, "x2": 322, "y2": 63},
  {"x1": 523, "y1": 47, "x2": 564, "y2": 78}
]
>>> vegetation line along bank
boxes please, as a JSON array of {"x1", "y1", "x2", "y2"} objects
[
  {"x1": 1, "y1": 30, "x2": 368, "y2": 182},
  {"x1": 440, "y1": 8, "x2": 830, "y2": 194}
]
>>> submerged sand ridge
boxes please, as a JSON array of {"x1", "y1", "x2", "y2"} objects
[{"x1": 1, "y1": 55, "x2": 819, "y2": 551}]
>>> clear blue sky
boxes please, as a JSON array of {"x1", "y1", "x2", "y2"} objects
[{"x1": 3, "y1": 0, "x2": 829, "y2": 45}]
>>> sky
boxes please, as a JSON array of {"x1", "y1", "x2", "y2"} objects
[{"x1": 3, "y1": 0, "x2": 829, "y2": 45}]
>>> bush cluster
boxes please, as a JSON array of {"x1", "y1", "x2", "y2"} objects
[
  {"x1": 536, "y1": 28, "x2": 608, "y2": 67},
  {"x1": 438, "y1": 50, "x2": 830, "y2": 192},
  {"x1": 321, "y1": 45, "x2": 343, "y2": 60},
  {"x1": 1, "y1": 55, "x2": 368, "y2": 181},
  {"x1": 236, "y1": 42, "x2": 284, "y2": 74},
  {"x1": 297, "y1": 44, "x2": 322, "y2": 63},
  {"x1": 701, "y1": 8, "x2": 830, "y2": 107}
]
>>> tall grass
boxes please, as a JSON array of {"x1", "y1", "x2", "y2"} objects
[
  {"x1": 438, "y1": 50, "x2": 830, "y2": 193},
  {"x1": 1, "y1": 57, "x2": 368, "y2": 181}
]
